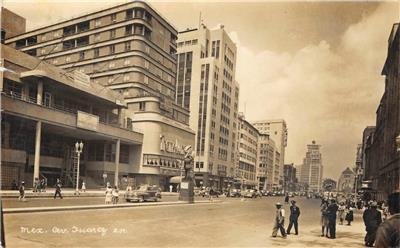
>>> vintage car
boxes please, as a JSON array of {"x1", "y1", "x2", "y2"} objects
[
  {"x1": 242, "y1": 189, "x2": 259, "y2": 198},
  {"x1": 228, "y1": 189, "x2": 241, "y2": 197},
  {"x1": 124, "y1": 185, "x2": 161, "y2": 202}
]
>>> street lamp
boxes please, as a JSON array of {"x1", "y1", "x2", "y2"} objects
[{"x1": 75, "y1": 141, "x2": 84, "y2": 195}]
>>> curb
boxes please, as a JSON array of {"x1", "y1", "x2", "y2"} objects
[
  {"x1": 3, "y1": 200, "x2": 222, "y2": 214},
  {"x1": 0, "y1": 192, "x2": 179, "y2": 198}
]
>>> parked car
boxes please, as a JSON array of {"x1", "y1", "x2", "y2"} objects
[
  {"x1": 124, "y1": 185, "x2": 161, "y2": 202},
  {"x1": 228, "y1": 189, "x2": 241, "y2": 197},
  {"x1": 242, "y1": 189, "x2": 259, "y2": 198}
]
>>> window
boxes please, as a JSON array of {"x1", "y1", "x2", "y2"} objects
[
  {"x1": 94, "y1": 18, "x2": 101, "y2": 27},
  {"x1": 124, "y1": 59, "x2": 131, "y2": 66},
  {"x1": 110, "y1": 45, "x2": 115, "y2": 54},
  {"x1": 144, "y1": 75, "x2": 149, "y2": 84},
  {"x1": 124, "y1": 41, "x2": 131, "y2": 51},
  {"x1": 110, "y1": 29, "x2": 116, "y2": 39},
  {"x1": 66, "y1": 56, "x2": 71, "y2": 62},
  {"x1": 79, "y1": 51, "x2": 85, "y2": 60},
  {"x1": 94, "y1": 33, "x2": 100, "y2": 42},
  {"x1": 139, "y1": 102, "x2": 146, "y2": 111},
  {"x1": 123, "y1": 74, "x2": 130, "y2": 82},
  {"x1": 111, "y1": 13, "x2": 117, "y2": 22},
  {"x1": 126, "y1": 9, "x2": 133, "y2": 19},
  {"x1": 125, "y1": 25, "x2": 133, "y2": 35},
  {"x1": 144, "y1": 60, "x2": 149, "y2": 69},
  {"x1": 94, "y1": 48, "x2": 100, "y2": 58}
]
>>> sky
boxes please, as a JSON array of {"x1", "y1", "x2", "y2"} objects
[{"x1": 3, "y1": 0, "x2": 400, "y2": 181}]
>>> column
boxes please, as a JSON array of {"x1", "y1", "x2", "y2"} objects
[
  {"x1": 114, "y1": 139, "x2": 120, "y2": 187},
  {"x1": 36, "y1": 81, "x2": 43, "y2": 105},
  {"x1": 33, "y1": 121, "x2": 42, "y2": 186},
  {"x1": 117, "y1": 108, "x2": 123, "y2": 127}
]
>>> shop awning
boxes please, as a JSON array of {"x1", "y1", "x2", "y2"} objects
[{"x1": 169, "y1": 176, "x2": 183, "y2": 184}]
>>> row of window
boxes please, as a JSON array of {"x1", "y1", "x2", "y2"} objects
[{"x1": 177, "y1": 39, "x2": 198, "y2": 47}]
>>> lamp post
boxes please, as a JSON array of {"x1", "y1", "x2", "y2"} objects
[{"x1": 75, "y1": 141, "x2": 84, "y2": 195}]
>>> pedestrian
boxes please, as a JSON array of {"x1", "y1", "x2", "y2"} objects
[
  {"x1": 345, "y1": 204, "x2": 354, "y2": 225},
  {"x1": 375, "y1": 192, "x2": 400, "y2": 248},
  {"x1": 33, "y1": 177, "x2": 39, "y2": 193},
  {"x1": 338, "y1": 202, "x2": 346, "y2": 225},
  {"x1": 18, "y1": 181, "x2": 25, "y2": 201},
  {"x1": 209, "y1": 187, "x2": 215, "y2": 202},
  {"x1": 169, "y1": 184, "x2": 173, "y2": 192},
  {"x1": 272, "y1": 202, "x2": 287, "y2": 238},
  {"x1": 11, "y1": 179, "x2": 17, "y2": 190},
  {"x1": 381, "y1": 201, "x2": 389, "y2": 221},
  {"x1": 363, "y1": 201, "x2": 382, "y2": 247},
  {"x1": 284, "y1": 194, "x2": 289, "y2": 204},
  {"x1": 320, "y1": 200, "x2": 330, "y2": 237},
  {"x1": 81, "y1": 181, "x2": 86, "y2": 193},
  {"x1": 286, "y1": 200, "x2": 300, "y2": 235},
  {"x1": 112, "y1": 186, "x2": 119, "y2": 205},
  {"x1": 327, "y1": 198, "x2": 339, "y2": 239},
  {"x1": 105, "y1": 186, "x2": 112, "y2": 204},
  {"x1": 54, "y1": 179, "x2": 63, "y2": 199}
]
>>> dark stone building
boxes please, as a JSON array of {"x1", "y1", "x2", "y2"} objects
[{"x1": 365, "y1": 23, "x2": 400, "y2": 201}]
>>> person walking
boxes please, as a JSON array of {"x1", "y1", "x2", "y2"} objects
[
  {"x1": 345, "y1": 204, "x2": 354, "y2": 225},
  {"x1": 284, "y1": 194, "x2": 290, "y2": 204},
  {"x1": 105, "y1": 186, "x2": 113, "y2": 204},
  {"x1": 286, "y1": 200, "x2": 300, "y2": 235},
  {"x1": 53, "y1": 179, "x2": 63, "y2": 199},
  {"x1": 18, "y1": 181, "x2": 25, "y2": 201},
  {"x1": 375, "y1": 192, "x2": 400, "y2": 248},
  {"x1": 363, "y1": 201, "x2": 382, "y2": 247},
  {"x1": 338, "y1": 202, "x2": 346, "y2": 225},
  {"x1": 320, "y1": 200, "x2": 330, "y2": 237},
  {"x1": 272, "y1": 202, "x2": 287, "y2": 238},
  {"x1": 112, "y1": 186, "x2": 119, "y2": 205},
  {"x1": 81, "y1": 181, "x2": 86, "y2": 193},
  {"x1": 327, "y1": 199, "x2": 339, "y2": 239}
]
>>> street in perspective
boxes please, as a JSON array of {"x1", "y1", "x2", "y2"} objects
[{"x1": 1, "y1": 1, "x2": 400, "y2": 247}]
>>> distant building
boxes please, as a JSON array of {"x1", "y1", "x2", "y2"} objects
[
  {"x1": 177, "y1": 24, "x2": 239, "y2": 190},
  {"x1": 283, "y1": 163, "x2": 297, "y2": 192},
  {"x1": 300, "y1": 141, "x2": 323, "y2": 192},
  {"x1": 364, "y1": 23, "x2": 400, "y2": 200},
  {"x1": 252, "y1": 120, "x2": 287, "y2": 189},
  {"x1": 1, "y1": 7, "x2": 26, "y2": 39},
  {"x1": 322, "y1": 178, "x2": 337, "y2": 192},
  {"x1": 337, "y1": 167, "x2": 355, "y2": 193}
]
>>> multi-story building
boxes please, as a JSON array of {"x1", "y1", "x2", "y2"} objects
[
  {"x1": 283, "y1": 163, "x2": 297, "y2": 192},
  {"x1": 1, "y1": 43, "x2": 144, "y2": 189},
  {"x1": 237, "y1": 114, "x2": 258, "y2": 189},
  {"x1": 337, "y1": 167, "x2": 355, "y2": 193},
  {"x1": 257, "y1": 134, "x2": 277, "y2": 190},
  {"x1": 361, "y1": 126, "x2": 375, "y2": 181},
  {"x1": 5, "y1": 2, "x2": 195, "y2": 190},
  {"x1": 299, "y1": 141, "x2": 323, "y2": 192},
  {"x1": 364, "y1": 23, "x2": 400, "y2": 200},
  {"x1": 253, "y1": 119, "x2": 287, "y2": 189},
  {"x1": 176, "y1": 23, "x2": 239, "y2": 190}
]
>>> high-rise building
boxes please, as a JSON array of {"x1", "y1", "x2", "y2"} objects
[
  {"x1": 300, "y1": 141, "x2": 323, "y2": 192},
  {"x1": 337, "y1": 167, "x2": 355, "y2": 193},
  {"x1": 252, "y1": 120, "x2": 287, "y2": 188},
  {"x1": 237, "y1": 114, "x2": 258, "y2": 189},
  {"x1": 258, "y1": 134, "x2": 279, "y2": 190},
  {"x1": 283, "y1": 163, "x2": 297, "y2": 192},
  {"x1": 176, "y1": 24, "x2": 239, "y2": 190},
  {"x1": 5, "y1": 1, "x2": 195, "y2": 189}
]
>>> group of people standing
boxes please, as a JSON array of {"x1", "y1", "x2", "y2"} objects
[{"x1": 105, "y1": 183, "x2": 119, "y2": 205}]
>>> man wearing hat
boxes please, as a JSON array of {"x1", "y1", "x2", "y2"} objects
[
  {"x1": 272, "y1": 202, "x2": 287, "y2": 238},
  {"x1": 286, "y1": 200, "x2": 300, "y2": 235},
  {"x1": 18, "y1": 181, "x2": 25, "y2": 201},
  {"x1": 363, "y1": 201, "x2": 382, "y2": 247}
]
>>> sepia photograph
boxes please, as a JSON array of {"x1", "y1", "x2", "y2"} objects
[{"x1": 0, "y1": 0, "x2": 399, "y2": 247}]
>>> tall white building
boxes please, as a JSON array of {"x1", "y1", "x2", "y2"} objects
[
  {"x1": 300, "y1": 141, "x2": 323, "y2": 192},
  {"x1": 176, "y1": 24, "x2": 239, "y2": 190},
  {"x1": 252, "y1": 120, "x2": 287, "y2": 189}
]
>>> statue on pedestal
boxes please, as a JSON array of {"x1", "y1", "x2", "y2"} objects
[{"x1": 183, "y1": 145, "x2": 194, "y2": 180}]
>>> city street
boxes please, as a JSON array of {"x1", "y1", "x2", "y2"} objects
[{"x1": 3, "y1": 197, "x2": 366, "y2": 247}]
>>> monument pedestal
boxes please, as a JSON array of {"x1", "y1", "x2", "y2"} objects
[{"x1": 179, "y1": 179, "x2": 194, "y2": 203}]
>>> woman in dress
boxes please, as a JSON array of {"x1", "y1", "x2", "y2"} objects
[
  {"x1": 345, "y1": 204, "x2": 354, "y2": 225},
  {"x1": 338, "y1": 202, "x2": 346, "y2": 225},
  {"x1": 105, "y1": 186, "x2": 113, "y2": 204}
]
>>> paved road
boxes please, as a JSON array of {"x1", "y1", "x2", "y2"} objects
[{"x1": 3, "y1": 197, "x2": 366, "y2": 247}]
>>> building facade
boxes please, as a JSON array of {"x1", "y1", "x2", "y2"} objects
[
  {"x1": 176, "y1": 24, "x2": 239, "y2": 190},
  {"x1": 5, "y1": 2, "x2": 196, "y2": 190},
  {"x1": 337, "y1": 167, "x2": 355, "y2": 193},
  {"x1": 1, "y1": 44, "x2": 144, "y2": 189},
  {"x1": 364, "y1": 23, "x2": 400, "y2": 200},
  {"x1": 252, "y1": 120, "x2": 287, "y2": 189},
  {"x1": 283, "y1": 163, "x2": 297, "y2": 193},
  {"x1": 237, "y1": 114, "x2": 258, "y2": 189},
  {"x1": 257, "y1": 134, "x2": 278, "y2": 190},
  {"x1": 299, "y1": 141, "x2": 323, "y2": 192}
]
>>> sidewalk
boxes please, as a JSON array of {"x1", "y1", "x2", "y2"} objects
[
  {"x1": 3, "y1": 199, "x2": 222, "y2": 214},
  {"x1": 0, "y1": 189, "x2": 179, "y2": 198}
]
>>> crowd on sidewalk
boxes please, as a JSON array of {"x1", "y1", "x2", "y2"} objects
[{"x1": 269, "y1": 192, "x2": 400, "y2": 248}]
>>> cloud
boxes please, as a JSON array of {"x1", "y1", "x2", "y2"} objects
[{"x1": 233, "y1": 3, "x2": 398, "y2": 180}]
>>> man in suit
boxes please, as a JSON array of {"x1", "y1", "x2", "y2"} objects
[{"x1": 286, "y1": 200, "x2": 301, "y2": 235}]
